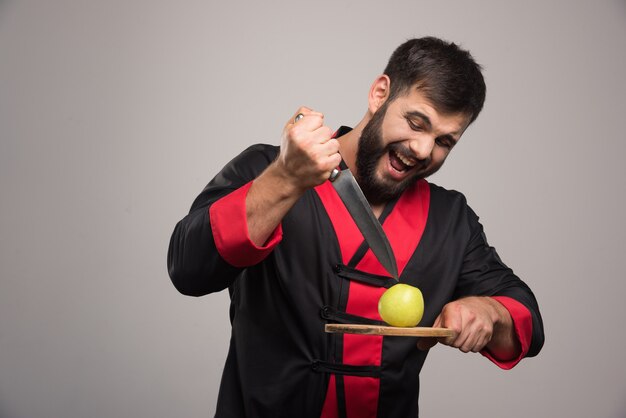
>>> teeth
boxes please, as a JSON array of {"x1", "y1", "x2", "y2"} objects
[{"x1": 394, "y1": 150, "x2": 416, "y2": 167}]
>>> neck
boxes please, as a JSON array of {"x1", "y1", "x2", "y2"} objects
[
  {"x1": 371, "y1": 203, "x2": 385, "y2": 218},
  {"x1": 337, "y1": 117, "x2": 368, "y2": 173},
  {"x1": 337, "y1": 115, "x2": 384, "y2": 214}
]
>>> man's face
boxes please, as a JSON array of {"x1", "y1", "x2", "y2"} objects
[{"x1": 356, "y1": 88, "x2": 471, "y2": 205}]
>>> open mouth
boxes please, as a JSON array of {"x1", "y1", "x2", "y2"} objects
[{"x1": 388, "y1": 149, "x2": 416, "y2": 173}]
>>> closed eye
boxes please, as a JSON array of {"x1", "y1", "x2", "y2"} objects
[
  {"x1": 435, "y1": 136, "x2": 455, "y2": 149},
  {"x1": 407, "y1": 118, "x2": 423, "y2": 132}
]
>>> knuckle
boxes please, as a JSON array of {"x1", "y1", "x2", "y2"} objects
[
  {"x1": 286, "y1": 126, "x2": 299, "y2": 138},
  {"x1": 446, "y1": 302, "x2": 461, "y2": 314},
  {"x1": 311, "y1": 114, "x2": 324, "y2": 125},
  {"x1": 314, "y1": 160, "x2": 326, "y2": 172}
]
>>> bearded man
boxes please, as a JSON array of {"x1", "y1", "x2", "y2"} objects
[{"x1": 167, "y1": 36, "x2": 544, "y2": 418}]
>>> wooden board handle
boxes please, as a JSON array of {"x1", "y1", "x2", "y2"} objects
[{"x1": 325, "y1": 323, "x2": 456, "y2": 337}]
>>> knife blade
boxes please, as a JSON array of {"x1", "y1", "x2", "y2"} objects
[{"x1": 330, "y1": 168, "x2": 399, "y2": 281}]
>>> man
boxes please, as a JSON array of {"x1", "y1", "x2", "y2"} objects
[{"x1": 168, "y1": 37, "x2": 544, "y2": 418}]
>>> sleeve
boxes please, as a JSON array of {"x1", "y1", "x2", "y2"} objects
[
  {"x1": 482, "y1": 296, "x2": 533, "y2": 369},
  {"x1": 167, "y1": 144, "x2": 281, "y2": 296},
  {"x1": 454, "y1": 204, "x2": 545, "y2": 366},
  {"x1": 209, "y1": 181, "x2": 283, "y2": 267}
]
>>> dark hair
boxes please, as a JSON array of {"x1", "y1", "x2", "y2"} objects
[{"x1": 384, "y1": 37, "x2": 486, "y2": 123}]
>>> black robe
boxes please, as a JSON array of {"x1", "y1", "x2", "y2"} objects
[{"x1": 168, "y1": 134, "x2": 544, "y2": 418}]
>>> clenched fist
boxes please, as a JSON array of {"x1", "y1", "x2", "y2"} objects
[
  {"x1": 245, "y1": 107, "x2": 342, "y2": 246},
  {"x1": 417, "y1": 296, "x2": 520, "y2": 360},
  {"x1": 275, "y1": 107, "x2": 342, "y2": 191}
]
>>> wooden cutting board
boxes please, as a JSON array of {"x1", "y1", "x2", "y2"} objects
[{"x1": 325, "y1": 323, "x2": 455, "y2": 337}]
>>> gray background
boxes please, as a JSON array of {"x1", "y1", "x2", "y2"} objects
[{"x1": 1, "y1": 0, "x2": 625, "y2": 417}]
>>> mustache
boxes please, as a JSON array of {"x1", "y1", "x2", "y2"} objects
[{"x1": 387, "y1": 143, "x2": 431, "y2": 168}]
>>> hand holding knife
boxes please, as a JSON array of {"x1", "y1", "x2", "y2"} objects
[{"x1": 294, "y1": 112, "x2": 399, "y2": 281}]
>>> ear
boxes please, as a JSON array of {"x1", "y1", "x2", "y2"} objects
[{"x1": 368, "y1": 75, "x2": 391, "y2": 114}]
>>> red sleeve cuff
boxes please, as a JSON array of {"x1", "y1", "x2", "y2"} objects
[
  {"x1": 481, "y1": 296, "x2": 533, "y2": 370},
  {"x1": 209, "y1": 181, "x2": 283, "y2": 268}
]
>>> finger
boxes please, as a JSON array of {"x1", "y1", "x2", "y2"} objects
[
  {"x1": 438, "y1": 309, "x2": 462, "y2": 347},
  {"x1": 292, "y1": 106, "x2": 313, "y2": 118},
  {"x1": 309, "y1": 125, "x2": 334, "y2": 142},
  {"x1": 316, "y1": 138, "x2": 340, "y2": 159},
  {"x1": 297, "y1": 113, "x2": 325, "y2": 131},
  {"x1": 460, "y1": 317, "x2": 494, "y2": 353},
  {"x1": 286, "y1": 117, "x2": 325, "y2": 141},
  {"x1": 283, "y1": 120, "x2": 328, "y2": 152},
  {"x1": 432, "y1": 316, "x2": 452, "y2": 347},
  {"x1": 470, "y1": 334, "x2": 490, "y2": 353},
  {"x1": 320, "y1": 153, "x2": 342, "y2": 177},
  {"x1": 469, "y1": 324, "x2": 493, "y2": 353},
  {"x1": 460, "y1": 332, "x2": 480, "y2": 353},
  {"x1": 451, "y1": 328, "x2": 471, "y2": 351},
  {"x1": 432, "y1": 315, "x2": 442, "y2": 328},
  {"x1": 466, "y1": 332, "x2": 491, "y2": 353},
  {"x1": 304, "y1": 153, "x2": 341, "y2": 184},
  {"x1": 291, "y1": 107, "x2": 324, "y2": 125}
]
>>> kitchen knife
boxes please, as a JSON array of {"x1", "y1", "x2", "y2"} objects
[{"x1": 330, "y1": 168, "x2": 399, "y2": 281}]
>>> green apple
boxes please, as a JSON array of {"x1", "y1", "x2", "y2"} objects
[{"x1": 378, "y1": 283, "x2": 424, "y2": 327}]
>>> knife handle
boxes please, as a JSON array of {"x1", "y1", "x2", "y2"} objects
[{"x1": 329, "y1": 168, "x2": 341, "y2": 182}]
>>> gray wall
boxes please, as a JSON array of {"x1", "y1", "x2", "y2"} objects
[{"x1": 1, "y1": 1, "x2": 625, "y2": 417}]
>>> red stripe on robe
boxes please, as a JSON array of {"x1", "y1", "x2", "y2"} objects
[{"x1": 316, "y1": 178, "x2": 430, "y2": 418}]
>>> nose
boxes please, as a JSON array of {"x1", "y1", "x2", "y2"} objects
[{"x1": 408, "y1": 135, "x2": 435, "y2": 161}]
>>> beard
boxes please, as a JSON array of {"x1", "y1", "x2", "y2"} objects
[{"x1": 355, "y1": 103, "x2": 442, "y2": 206}]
